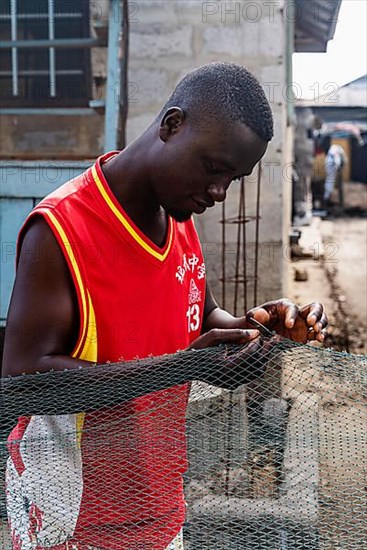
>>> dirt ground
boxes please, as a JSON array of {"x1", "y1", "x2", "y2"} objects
[{"x1": 290, "y1": 182, "x2": 367, "y2": 355}]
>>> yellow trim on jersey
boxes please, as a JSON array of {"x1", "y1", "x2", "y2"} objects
[
  {"x1": 44, "y1": 212, "x2": 98, "y2": 363},
  {"x1": 80, "y1": 291, "x2": 98, "y2": 361},
  {"x1": 92, "y1": 165, "x2": 173, "y2": 261},
  {"x1": 44, "y1": 211, "x2": 88, "y2": 358}
]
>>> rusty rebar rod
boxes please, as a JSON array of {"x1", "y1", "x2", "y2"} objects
[{"x1": 253, "y1": 161, "x2": 262, "y2": 307}]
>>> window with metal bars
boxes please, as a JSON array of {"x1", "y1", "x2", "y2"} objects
[{"x1": 0, "y1": 0, "x2": 92, "y2": 107}]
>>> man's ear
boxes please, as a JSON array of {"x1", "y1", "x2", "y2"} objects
[{"x1": 159, "y1": 107, "x2": 185, "y2": 142}]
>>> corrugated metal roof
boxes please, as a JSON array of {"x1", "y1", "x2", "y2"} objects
[{"x1": 294, "y1": 0, "x2": 342, "y2": 52}]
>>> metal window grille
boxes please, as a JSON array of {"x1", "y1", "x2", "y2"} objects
[{"x1": 0, "y1": 0, "x2": 92, "y2": 107}]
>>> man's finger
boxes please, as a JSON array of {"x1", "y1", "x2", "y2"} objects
[
  {"x1": 210, "y1": 328, "x2": 260, "y2": 345},
  {"x1": 300, "y1": 302, "x2": 324, "y2": 327},
  {"x1": 307, "y1": 328, "x2": 327, "y2": 342},
  {"x1": 318, "y1": 312, "x2": 329, "y2": 330},
  {"x1": 188, "y1": 328, "x2": 260, "y2": 350},
  {"x1": 284, "y1": 303, "x2": 299, "y2": 329},
  {"x1": 246, "y1": 308, "x2": 270, "y2": 326}
]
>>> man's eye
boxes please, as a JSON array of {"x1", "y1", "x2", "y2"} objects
[
  {"x1": 205, "y1": 161, "x2": 220, "y2": 172},
  {"x1": 206, "y1": 164, "x2": 227, "y2": 176}
]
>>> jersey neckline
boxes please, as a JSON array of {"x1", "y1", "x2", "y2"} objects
[{"x1": 91, "y1": 151, "x2": 175, "y2": 262}]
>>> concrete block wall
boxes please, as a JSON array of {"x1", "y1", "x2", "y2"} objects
[
  {"x1": 127, "y1": 0, "x2": 292, "y2": 309},
  {"x1": 0, "y1": 115, "x2": 104, "y2": 160}
]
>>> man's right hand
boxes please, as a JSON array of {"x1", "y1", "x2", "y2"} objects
[
  {"x1": 187, "y1": 328, "x2": 259, "y2": 350},
  {"x1": 186, "y1": 328, "x2": 278, "y2": 389}
]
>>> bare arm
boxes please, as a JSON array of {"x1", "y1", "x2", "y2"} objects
[
  {"x1": 202, "y1": 281, "x2": 248, "y2": 332},
  {"x1": 2, "y1": 217, "x2": 85, "y2": 377}
]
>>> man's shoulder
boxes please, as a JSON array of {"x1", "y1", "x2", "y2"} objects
[{"x1": 38, "y1": 167, "x2": 93, "y2": 211}]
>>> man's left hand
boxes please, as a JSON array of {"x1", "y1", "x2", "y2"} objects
[{"x1": 246, "y1": 299, "x2": 328, "y2": 344}]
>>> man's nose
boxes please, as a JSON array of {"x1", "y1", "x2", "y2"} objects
[{"x1": 207, "y1": 182, "x2": 227, "y2": 203}]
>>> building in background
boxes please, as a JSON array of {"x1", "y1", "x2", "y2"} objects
[{"x1": 298, "y1": 74, "x2": 367, "y2": 189}]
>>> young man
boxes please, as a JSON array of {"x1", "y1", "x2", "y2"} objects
[{"x1": 2, "y1": 63, "x2": 327, "y2": 550}]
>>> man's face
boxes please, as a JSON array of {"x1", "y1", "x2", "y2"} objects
[{"x1": 151, "y1": 113, "x2": 268, "y2": 222}]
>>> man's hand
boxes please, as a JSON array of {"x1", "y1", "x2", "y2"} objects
[
  {"x1": 187, "y1": 330, "x2": 281, "y2": 390},
  {"x1": 246, "y1": 299, "x2": 328, "y2": 344},
  {"x1": 187, "y1": 329, "x2": 262, "y2": 389},
  {"x1": 187, "y1": 328, "x2": 259, "y2": 350},
  {"x1": 188, "y1": 328, "x2": 266, "y2": 390}
]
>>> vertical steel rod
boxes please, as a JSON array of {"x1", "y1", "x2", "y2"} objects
[
  {"x1": 10, "y1": 0, "x2": 18, "y2": 96},
  {"x1": 48, "y1": 0, "x2": 56, "y2": 97},
  {"x1": 221, "y1": 201, "x2": 226, "y2": 309},
  {"x1": 241, "y1": 177, "x2": 247, "y2": 313},
  {"x1": 233, "y1": 182, "x2": 243, "y2": 316},
  {"x1": 253, "y1": 161, "x2": 262, "y2": 307}
]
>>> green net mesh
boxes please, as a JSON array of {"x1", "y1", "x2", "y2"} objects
[{"x1": 1, "y1": 339, "x2": 366, "y2": 549}]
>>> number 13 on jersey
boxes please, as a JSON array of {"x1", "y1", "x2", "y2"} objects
[{"x1": 186, "y1": 304, "x2": 200, "y2": 333}]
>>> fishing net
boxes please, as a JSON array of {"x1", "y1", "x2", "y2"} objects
[{"x1": 0, "y1": 338, "x2": 366, "y2": 549}]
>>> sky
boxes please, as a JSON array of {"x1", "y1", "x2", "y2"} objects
[{"x1": 292, "y1": 0, "x2": 367, "y2": 99}]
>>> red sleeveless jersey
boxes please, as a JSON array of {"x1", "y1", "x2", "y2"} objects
[{"x1": 6, "y1": 152, "x2": 206, "y2": 550}]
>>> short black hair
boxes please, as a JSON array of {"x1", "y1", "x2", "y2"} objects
[{"x1": 160, "y1": 62, "x2": 274, "y2": 142}]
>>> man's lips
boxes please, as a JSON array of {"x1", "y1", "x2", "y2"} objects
[{"x1": 192, "y1": 198, "x2": 215, "y2": 212}]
